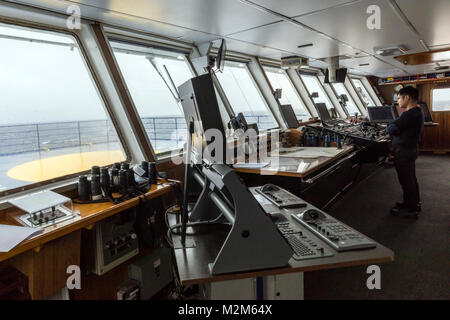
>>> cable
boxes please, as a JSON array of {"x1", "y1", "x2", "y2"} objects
[{"x1": 164, "y1": 204, "x2": 231, "y2": 245}]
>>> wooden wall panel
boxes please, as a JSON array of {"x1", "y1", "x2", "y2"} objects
[
  {"x1": 0, "y1": 230, "x2": 81, "y2": 299},
  {"x1": 419, "y1": 83, "x2": 450, "y2": 152}
]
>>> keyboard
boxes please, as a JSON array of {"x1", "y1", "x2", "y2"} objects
[{"x1": 276, "y1": 220, "x2": 334, "y2": 260}]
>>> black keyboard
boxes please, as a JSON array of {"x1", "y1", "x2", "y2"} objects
[{"x1": 276, "y1": 221, "x2": 334, "y2": 260}]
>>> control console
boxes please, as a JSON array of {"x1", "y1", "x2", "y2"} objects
[
  {"x1": 256, "y1": 184, "x2": 307, "y2": 209},
  {"x1": 252, "y1": 185, "x2": 376, "y2": 252},
  {"x1": 291, "y1": 208, "x2": 376, "y2": 251}
]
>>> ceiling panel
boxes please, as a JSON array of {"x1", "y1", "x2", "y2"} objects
[
  {"x1": 242, "y1": 0, "x2": 357, "y2": 18},
  {"x1": 229, "y1": 21, "x2": 355, "y2": 59},
  {"x1": 218, "y1": 38, "x2": 289, "y2": 59},
  {"x1": 397, "y1": 0, "x2": 450, "y2": 47},
  {"x1": 296, "y1": 0, "x2": 421, "y2": 56},
  {"x1": 340, "y1": 56, "x2": 402, "y2": 77},
  {"x1": 63, "y1": 0, "x2": 280, "y2": 36},
  {"x1": 10, "y1": 0, "x2": 216, "y2": 40}
]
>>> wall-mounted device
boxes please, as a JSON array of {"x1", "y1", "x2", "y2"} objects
[
  {"x1": 323, "y1": 56, "x2": 347, "y2": 83},
  {"x1": 191, "y1": 38, "x2": 227, "y2": 73},
  {"x1": 228, "y1": 112, "x2": 249, "y2": 132},
  {"x1": 90, "y1": 209, "x2": 139, "y2": 275},
  {"x1": 273, "y1": 88, "x2": 282, "y2": 100},
  {"x1": 281, "y1": 56, "x2": 309, "y2": 69},
  {"x1": 128, "y1": 248, "x2": 173, "y2": 300}
]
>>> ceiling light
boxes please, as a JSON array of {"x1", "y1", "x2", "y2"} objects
[{"x1": 297, "y1": 43, "x2": 313, "y2": 49}]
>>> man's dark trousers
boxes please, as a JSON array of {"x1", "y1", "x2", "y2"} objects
[{"x1": 394, "y1": 147, "x2": 420, "y2": 211}]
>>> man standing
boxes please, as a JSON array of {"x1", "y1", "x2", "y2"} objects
[{"x1": 387, "y1": 86, "x2": 424, "y2": 218}]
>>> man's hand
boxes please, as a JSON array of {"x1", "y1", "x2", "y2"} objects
[{"x1": 281, "y1": 129, "x2": 302, "y2": 147}]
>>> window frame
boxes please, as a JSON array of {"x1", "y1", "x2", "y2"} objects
[
  {"x1": 262, "y1": 64, "x2": 312, "y2": 122},
  {"x1": 431, "y1": 86, "x2": 450, "y2": 112},
  {"x1": 107, "y1": 36, "x2": 197, "y2": 160},
  {"x1": 350, "y1": 76, "x2": 377, "y2": 107},
  {"x1": 217, "y1": 59, "x2": 280, "y2": 131},
  {"x1": 330, "y1": 82, "x2": 361, "y2": 117},
  {"x1": 0, "y1": 20, "x2": 131, "y2": 198},
  {"x1": 299, "y1": 71, "x2": 337, "y2": 115}
]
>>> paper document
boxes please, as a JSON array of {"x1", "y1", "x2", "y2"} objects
[
  {"x1": 279, "y1": 147, "x2": 344, "y2": 159},
  {"x1": 233, "y1": 162, "x2": 269, "y2": 169},
  {"x1": 278, "y1": 146, "x2": 304, "y2": 154},
  {"x1": 0, "y1": 224, "x2": 43, "y2": 252}
]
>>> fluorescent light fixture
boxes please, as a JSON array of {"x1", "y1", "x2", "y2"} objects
[
  {"x1": 419, "y1": 39, "x2": 430, "y2": 52},
  {"x1": 297, "y1": 43, "x2": 313, "y2": 49}
]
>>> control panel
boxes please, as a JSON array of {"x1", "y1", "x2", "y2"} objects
[
  {"x1": 256, "y1": 184, "x2": 307, "y2": 209},
  {"x1": 252, "y1": 185, "x2": 376, "y2": 253},
  {"x1": 291, "y1": 209, "x2": 376, "y2": 251},
  {"x1": 23, "y1": 206, "x2": 74, "y2": 227},
  {"x1": 92, "y1": 209, "x2": 139, "y2": 275}
]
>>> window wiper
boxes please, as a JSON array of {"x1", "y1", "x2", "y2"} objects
[{"x1": 146, "y1": 56, "x2": 181, "y2": 104}]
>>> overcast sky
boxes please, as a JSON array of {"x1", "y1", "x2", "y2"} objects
[{"x1": 0, "y1": 24, "x2": 194, "y2": 126}]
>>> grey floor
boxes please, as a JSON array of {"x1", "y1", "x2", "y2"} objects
[{"x1": 304, "y1": 154, "x2": 450, "y2": 300}]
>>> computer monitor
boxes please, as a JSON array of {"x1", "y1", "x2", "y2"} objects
[
  {"x1": 178, "y1": 73, "x2": 226, "y2": 163},
  {"x1": 367, "y1": 106, "x2": 397, "y2": 123},
  {"x1": 279, "y1": 104, "x2": 300, "y2": 128},
  {"x1": 315, "y1": 102, "x2": 332, "y2": 122}
]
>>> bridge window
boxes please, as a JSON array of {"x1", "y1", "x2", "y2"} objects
[
  {"x1": 432, "y1": 87, "x2": 450, "y2": 112},
  {"x1": 332, "y1": 83, "x2": 361, "y2": 116},
  {"x1": 110, "y1": 41, "x2": 194, "y2": 157},
  {"x1": 300, "y1": 73, "x2": 334, "y2": 111},
  {"x1": 216, "y1": 61, "x2": 278, "y2": 130},
  {"x1": 351, "y1": 78, "x2": 376, "y2": 107},
  {"x1": 0, "y1": 23, "x2": 126, "y2": 194},
  {"x1": 263, "y1": 66, "x2": 310, "y2": 122}
]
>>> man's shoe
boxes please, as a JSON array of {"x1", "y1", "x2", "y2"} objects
[
  {"x1": 392, "y1": 207, "x2": 419, "y2": 219},
  {"x1": 393, "y1": 202, "x2": 421, "y2": 212},
  {"x1": 390, "y1": 202, "x2": 406, "y2": 215},
  {"x1": 395, "y1": 202, "x2": 406, "y2": 209}
]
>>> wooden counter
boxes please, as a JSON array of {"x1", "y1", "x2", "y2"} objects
[
  {"x1": 233, "y1": 145, "x2": 355, "y2": 178},
  {"x1": 0, "y1": 180, "x2": 174, "y2": 263}
]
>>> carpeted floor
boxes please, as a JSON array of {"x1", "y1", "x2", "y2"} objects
[{"x1": 304, "y1": 154, "x2": 450, "y2": 300}]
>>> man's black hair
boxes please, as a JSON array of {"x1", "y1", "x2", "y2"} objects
[{"x1": 398, "y1": 86, "x2": 419, "y2": 101}]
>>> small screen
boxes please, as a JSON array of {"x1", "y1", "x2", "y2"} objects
[
  {"x1": 315, "y1": 103, "x2": 331, "y2": 122},
  {"x1": 280, "y1": 104, "x2": 300, "y2": 128},
  {"x1": 367, "y1": 106, "x2": 396, "y2": 123}
]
